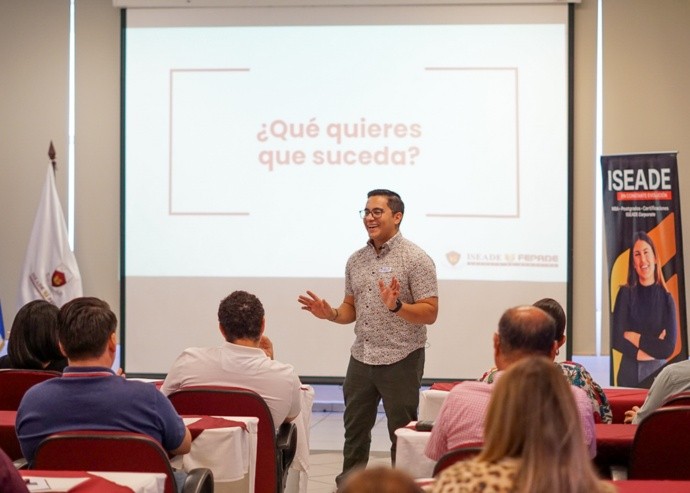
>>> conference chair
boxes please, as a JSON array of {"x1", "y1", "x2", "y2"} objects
[
  {"x1": 168, "y1": 386, "x2": 297, "y2": 493},
  {"x1": 661, "y1": 391, "x2": 690, "y2": 407},
  {"x1": 33, "y1": 430, "x2": 214, "y2": 493},
  {"x1": 628, "y1": 405, "x2": 690, "y2": 479},
  {"x1": 432, "y1": 444, "x2": 483, "y2": 477},
  {"x1": 0, "y1": 369, "x2": 61, "y2": 410}
]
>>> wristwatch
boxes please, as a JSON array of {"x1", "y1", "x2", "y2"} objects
[{"x1": 389, "y1": 298, "x2": 403, "y2": 313}]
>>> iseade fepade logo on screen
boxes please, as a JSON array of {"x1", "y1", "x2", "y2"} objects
[{"x1": 453, "y1": 252, "x2": 559, "y2": 268}]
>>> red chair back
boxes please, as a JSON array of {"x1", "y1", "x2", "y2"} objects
[
  {"x1": 629, "y1": 406, "x2": 690, "y2": 479},
  {"x1": 33, "y1": 430, "x2": 177, "y2": 493},
  {"x1": 168, "y1": 385, "x2": 280, "y2": 492},
  {"x1": 432, "y1": 444, "x2": 483, "y2": 477},
  {"x1": 661, "y1": 391, "x2": 690, "y2": 407},
  {"x1": 0, "y1": 369, "x2": 61, "y2": 410}
]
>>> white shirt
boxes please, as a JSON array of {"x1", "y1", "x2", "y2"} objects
[
  {"x1": 161, "y1": 342, "x2": 302, "y2": 429},
  {"x1": 633, "y1": 359, "x2": 690, "y2": 424}
]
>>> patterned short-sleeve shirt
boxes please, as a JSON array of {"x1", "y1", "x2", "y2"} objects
[{"x1": 345, "y1": 232, "x2": 437, "y2": 365}]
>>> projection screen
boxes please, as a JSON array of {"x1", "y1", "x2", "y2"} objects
[{"x1": 121, "y1": 3, "x2": 573, "y2": 380}]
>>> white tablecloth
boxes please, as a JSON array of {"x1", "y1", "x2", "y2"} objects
[
  {"x1": 21, "y1": 471, "x2": 167, "y2": 493},
  {"x1": 173, "y1": 416, "x2": 259, "y2": 493},
  {"x1": 287, "y1": 385, "x2": 315, "y2": 493},
  {"x1": 394, "y1": 424, "x2": 435, "y2": 479},
  {"x1": 93, "y1": 471, "x2": 167, "y2": 493},
  {"x1": 418, "y1": 389, "x2": 449, "y2": 422}
]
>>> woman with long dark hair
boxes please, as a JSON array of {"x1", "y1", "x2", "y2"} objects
[{"x1": 0, "y1": 300, "x2": 66, "y2": 371}]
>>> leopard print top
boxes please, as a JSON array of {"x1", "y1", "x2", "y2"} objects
[
  {"x1": 431, "y1": 458, "x2": 519, "y2": 493},
  {"x1": 430, "y1": 458, "x2": 617, "y2": 493}
]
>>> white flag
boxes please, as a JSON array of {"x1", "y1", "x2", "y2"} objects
[{"x1": 17, "y1": 164, "x2": 83, "y2": 308}]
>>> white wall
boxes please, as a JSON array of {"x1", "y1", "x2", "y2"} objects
[
  {"x1": 572, "y1": 0, "x2": 599, "y2": 354},
  {"x1": 599, "y1": 0, "x2": 690, "y2": 354},
  {"x1": 0, "y1": 0, "x2": 71, "y2": 320},
  {"x1": 74, "y1": 0, "x2": 121, "y2": 316}
]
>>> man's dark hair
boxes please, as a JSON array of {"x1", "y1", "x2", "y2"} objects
[
  {"x1": 533, "y1": 298, "x2": 566, "y2": 342},
  {"x1": 218, "y1": 290, "x2": 265, "y2": 342},
  {"x1": 58, "y1": 297, "x2": 117, "y2": 360},
  {"x1": 367, "y1": 189, "x2": 405, "y2": 215},
  {"x1": 498, "y1": 306, "x2": 556, "y2": 357}
]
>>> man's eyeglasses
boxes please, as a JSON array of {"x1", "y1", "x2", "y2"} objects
[{"x1": 359, "y1": 208, "x2": 385, "y2": 219}]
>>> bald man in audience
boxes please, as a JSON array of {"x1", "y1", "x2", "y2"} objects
[
  {"x1": 479, "y1": 298, "x2": 612, "y2": 423},
  {"x1": 425, "y1": 305, "x2": 596, "y2": 461}
]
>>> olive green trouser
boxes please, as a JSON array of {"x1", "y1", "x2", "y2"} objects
[{"x1": 336, "y1": 348, "x2": 425, "y2": 485}]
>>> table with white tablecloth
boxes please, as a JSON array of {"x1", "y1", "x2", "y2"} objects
[
  {"x1": 174, "y1": 415, "x2": 258, "y2": 493},
  {"x1": 286, "y1": 385, "x2": 315, "y2": 493},
  {"x1": 394, "y1": 424, "x2": 436, "y2": 479},
  {"x1": 21, "y1": 470, "x2": 167, "y2": 493}
]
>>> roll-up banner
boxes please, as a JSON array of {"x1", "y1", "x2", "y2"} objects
[{"x1": 601, "y1": 152, "x2": 687, "y2": 388}]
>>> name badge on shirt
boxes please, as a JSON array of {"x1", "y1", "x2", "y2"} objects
[{"x1": 379, "y1": 266, "x2": 393, "y2": 273}]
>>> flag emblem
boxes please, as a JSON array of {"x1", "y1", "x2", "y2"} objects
[{"x1": 51, "y1": 270, "x2": 67, "y2": 287}]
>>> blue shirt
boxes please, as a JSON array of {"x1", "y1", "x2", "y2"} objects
[{"x1": 17, "y1": 366, "x2": 186, "y2": 464}]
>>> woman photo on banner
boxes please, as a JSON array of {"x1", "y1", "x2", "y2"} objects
[{"x1": 612, "y1": 231, "x2": 677, "y2": 387}]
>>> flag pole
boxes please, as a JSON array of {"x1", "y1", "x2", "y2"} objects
[{"x1": 48, "y1": 141, "x2": 57, "y2": 174}]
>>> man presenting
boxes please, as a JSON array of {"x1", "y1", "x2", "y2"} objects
[{"x1": 299, "y1": 189, "x2": 438, "y2": 485}]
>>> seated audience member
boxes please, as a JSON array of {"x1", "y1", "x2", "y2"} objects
[
  {"x1": 161, "y1": 290, "x2": 302, "y2": 428},
  {"x1": 480, "y1": 298, "x2": 612, "y2": 423},
  {"x1": 0, "y1": 300, "x2": 67, "y2": 372},
  {"x1": 625, "y1": 358, "x2": 690, "y2": 424},
  {"x1": 0, "y1": 447, "x2": 29, "y2": 493},
  {"x1": 425, "y1": 305, "x2": 596, "y2": 461},
  {"x1": 16, "y1": 297, "x2": 191, "y2": 465},
  {"x1": 431, "y1": 357, "x2": 615, "y2": 493},
  {"x1": 338, "y1": 466, "x2": 423, "y2": 493}
]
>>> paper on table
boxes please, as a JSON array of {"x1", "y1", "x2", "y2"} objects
[
  {"x1": 91, "y1": 471, "x2": 167, "y2": 493},
  {"x1": 24, "y1": 478, "x2": 49, "y2": 492},
  {"x1": 25, "y1": 476, "x2": 89, "y2": 492}
]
